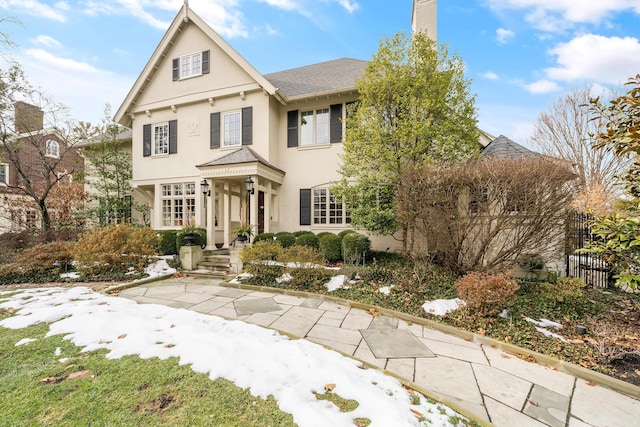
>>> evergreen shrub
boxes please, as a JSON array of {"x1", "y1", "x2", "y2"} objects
[
  {"x1": 319, "y1": 233, "x2": 342, "y2": 263},
  {"x1": 342, "y1": 232, "x2": 371, "y2": 265}
]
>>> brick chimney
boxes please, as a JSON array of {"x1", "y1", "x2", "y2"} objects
[{"x1": 14, "y1": 101, "x2": 44, "y2": 133}]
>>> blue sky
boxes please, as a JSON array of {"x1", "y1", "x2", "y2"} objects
[{"x1": 2, "y1": 0, "x2": 640, "y2": 147}]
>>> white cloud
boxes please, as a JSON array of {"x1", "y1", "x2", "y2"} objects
[
  {"x1": 544, "y1": 34, "x2": 640, "y2": 84},
  {"x1": 336, "y1": 0, "x2": 359, "y2": 13},
  {"x1": 258, "y1": 0, "x2": 359, "y2": 14},
  {"x1": 523, "y1": 79, "x2": 563, "y2": 94},
  {"x1": 258, "y1": 0, "x2": 298, "y2": 10},
  {"x1": 496, "y1": 28, "x2": 515, "y2": 44},
  {"x1": 31, "y1": 35, "x2": 62, "y2": 49},
  {"x1": 82, "y1": 0, "x2": 249, "y2": 38},
  {"x1": 265, "y1": 25, "x2": 279, "y2": 36},
  {"x1": 481, "y1": 71, "x2": 500, "y2": 80},
  {"x1": 487, "y1": 0, "x2": 640, "y2": 31},
  {"x1": 19, "y1": 49, "x2": 133, "y2": 124},
  {"x1": 0, "y1": 0, "x2": 68, "y2": 22}
]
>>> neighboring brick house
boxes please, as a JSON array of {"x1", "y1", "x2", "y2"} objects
[{"x1": 0, "y1": 101, "x2": 84, "y2": 232}]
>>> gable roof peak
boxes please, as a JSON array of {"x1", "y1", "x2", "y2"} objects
[{"x1": 114, "y1": 3, "x2": 278, "y2": 128}]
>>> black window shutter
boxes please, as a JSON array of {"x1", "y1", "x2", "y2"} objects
[
  {"x1": 172, "y1": 58, "x2": 179, "y2": 81},
  {"x1": 168, "y1": 120, "x2": 177, "y2": 154},
  {"x1": 330, "y1": 103, "x2": 342, "y2": 143},
  {"x1": 143, "y1": 124, "x2": 151, "y2": 157},
  {"x1": 202, "y1": 50, "x2": 210, "y2": 74},
  {"x1": 287, "y1": 110, "x2": 298, "y2": 148},
  {"x1": 346, "y1": 101, "x2": 359, "y2": 118},
  {"x1": 210, "y1": 112, "x2": 220, "y2": 149},
  {"x1": 300, "y1": 189, "x2": 311, "y2": 226},
  {"x1": 242, "y1": 107, "x2": 252, "y2": 145}
]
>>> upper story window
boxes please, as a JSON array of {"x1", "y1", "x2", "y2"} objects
[
  {"x1": 223, "y1": 111, "x2": 241, "y2": 147},
  {"x1": 301, "y1": 109, "x2": 330, "y2": 146},
  {"x1": 0, "y1": 163, "x2": 8, "y2": 185},
  {"x1": 153, "y1": 122, "x2": 169, "y2": 155},
  {"x1": 45, "y1": 140, "x2": 60, "y2": 158},
  {"x1": 287, "y1": 103, "x2": 344, "y2": 148},
  {"x1": 172, "y1": 50, "x2": 210, "y2": 81},
  {"x1": 209, "y1": 107, "x2": 252, "y2": 149},
  {"x1": 143, "y1": 120, "x2": 177, "y2": 157}
]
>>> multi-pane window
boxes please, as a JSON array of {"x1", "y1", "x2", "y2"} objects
[
  {"x1": 300, "y1": 108, "x2": 329, "y2": 146},
  {"x1": 25, "y1": 209, "x2": 38, "y2": 229},
  {"x1": 180, "y1": 52, "x2": 202, "y2": 79},
  {"x1": 0, "y1": 163, "x2": 7, "y2": 185},
  {"x1": 45, "y1": 140, "x2": 60, "y2": 158},
  {"x1": 313, "y1": 188, "x2": 350, "y2": 224},
  {"x1": 223, "y1": 111, "x2": 241, "y2": 146},
  {"x1": 153, "y1": 123, "x2": 169, "y2": 155},
  {"x1": 161, "y1": 183, "x2": 196, "y2": 227}
]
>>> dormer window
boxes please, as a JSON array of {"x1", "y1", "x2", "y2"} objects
[
  {"x1": 172, "y1": 50, "x2": 210, "y2": 81},
  {"x1": 45, "y1": 140, "x2": 60, "y2": 158}
]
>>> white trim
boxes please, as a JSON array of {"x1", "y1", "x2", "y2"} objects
[
  {"x1": 45, "y1": 140, "x2": 60, "y2": 158},
  {"x1": 0, "y1": 163, "x2": 8, "y2": 185}
]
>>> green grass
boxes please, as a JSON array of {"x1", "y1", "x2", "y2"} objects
[{"x1": 0, "y1": 321, "x2": 295, "y2": 426}]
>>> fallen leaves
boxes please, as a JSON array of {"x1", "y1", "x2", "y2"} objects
[
  {"x1": 410, "y1": 408, "x2": 423, "y2": 418},
  {"x1": 41, "y1": 370, "x2": 92, "y2": 384},
  {"x1": 325, "y1": 383, "x2": 336, "y2": 392},
  {"x1": 368, "y1": 308, "x2": 380, "y2": 317},
  {"x1": 117, "y1": 334, "x2": 127, "y2": 340}
]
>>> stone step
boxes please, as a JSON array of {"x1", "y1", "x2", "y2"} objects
[{"x1": 187, "y1": 269, "x2": 229, "y2": 279}]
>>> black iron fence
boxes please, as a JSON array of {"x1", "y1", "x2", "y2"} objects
[{"x1": 565, "y1": 211, "x2": 613, "y2": 288}]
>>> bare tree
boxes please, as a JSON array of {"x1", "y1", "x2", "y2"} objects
[
  {"x1": 529, "y1": 84, "x2": 632, "y2": 214},
  {"x1": 0, "y1": 64, "x2": 86, "y2": 231},
  {"x1": 397, "y1": 157, "x2": 576, "y2": 273}
]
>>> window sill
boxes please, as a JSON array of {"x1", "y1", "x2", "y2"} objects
[
  {"x1": 178, "y1": 73, "x2": 203, "y2": 81},
  {"x1": 297, "y1": 143, "x2": 333, "y2": 151},
  {"x1": 221, "y1": 145, "x2": 242, "y2": 151},
  {"x1": 151, "y1": 153, "x2": 170, "y2": 158}
]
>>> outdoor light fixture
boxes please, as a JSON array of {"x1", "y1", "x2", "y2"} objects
[
  {"x1": 200, "y1": 179, "x2": 210, "y2": 197},
  {"x1": 245, "y1": 177, "x2": 254, "y2": 226},
  {"x1": 245, "y1": 176, "x2": 254, "y2": 195}
]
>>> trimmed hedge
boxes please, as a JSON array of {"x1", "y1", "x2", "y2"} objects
[
  {"x1": 254, "y1": 233, "x2": 276, "y2": 243},
  {"x1": 157, "y1": 230, "x2": 179, "y2": 255},
  {"x1": 274, "y1": 232, "x2": 296, "y2": 248},
  {"x1": 295, "y1": 232, "x2": 319, "y2": 249},
  {"x1": 342, "y1": 232, "x2": 371, "y2": 265},
  {"x1": 319, "y1": 233, "x2": 342, "y2": 262},
  {"x1": 338, "y1": 229, "x2": 356, "y2": 239}
]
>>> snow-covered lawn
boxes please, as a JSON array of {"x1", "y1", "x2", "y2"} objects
[{"x1": 0, "y1": 287, "x2": 468, "y2": 427}]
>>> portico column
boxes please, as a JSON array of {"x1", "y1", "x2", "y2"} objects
[
  {"x1": 204, "y1": 179, "x2": 215, "y2": 250},
  {"x1": 223, "y1": 184, "x2": 230, "y2": 248}
]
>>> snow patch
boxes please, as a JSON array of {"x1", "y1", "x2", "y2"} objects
[{"x1": 422, "y1": 299, "x2": 465, "y2": 316}]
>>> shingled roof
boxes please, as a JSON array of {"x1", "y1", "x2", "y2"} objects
[
  {"x1": 197, "y1": 146, "x2": 285, "y2": 175},
  {"x1": 264, "y1": 58, "x2": 367, "y2": 99},
  {"x1": 481, "y1": 135, "x2": 539, "y2": 159}
]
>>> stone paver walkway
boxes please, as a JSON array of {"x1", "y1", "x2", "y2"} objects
[{"x1": 116, "y1": 277, "x2": 640, "y2": 427}]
